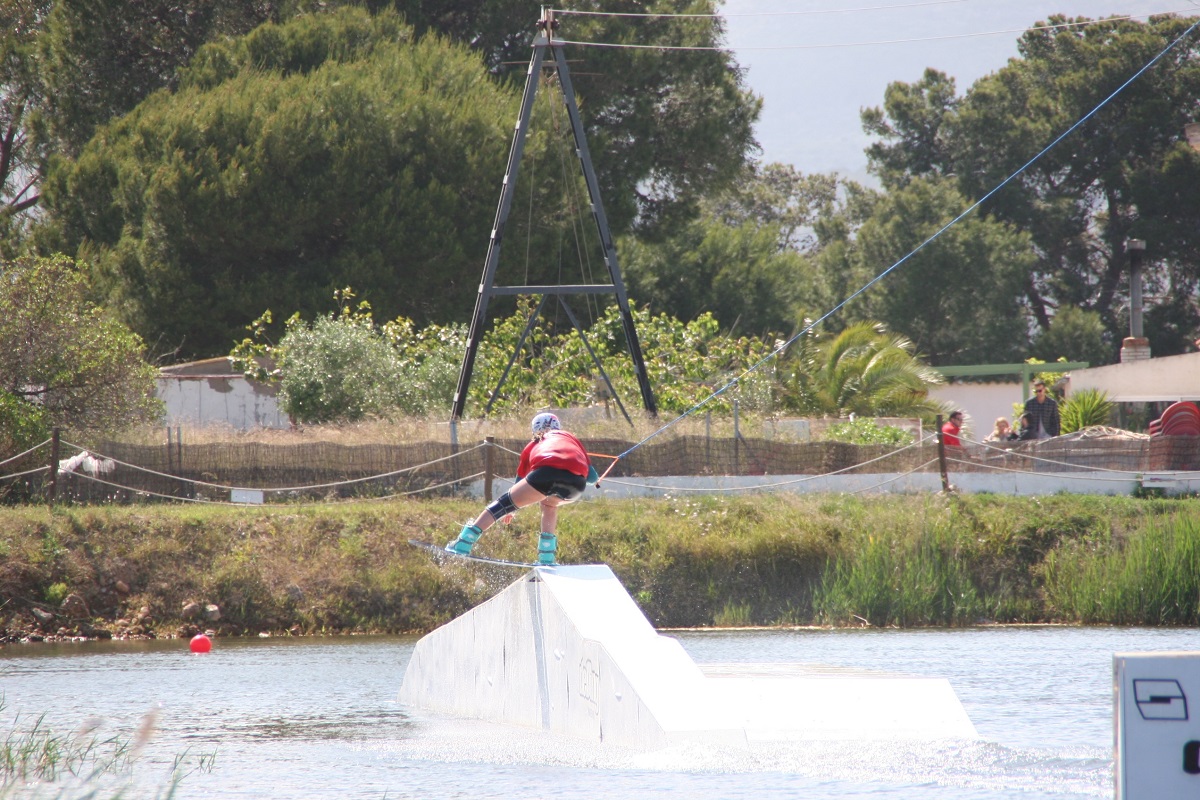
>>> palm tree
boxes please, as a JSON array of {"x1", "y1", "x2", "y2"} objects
[{"x1": 779, "y1": 321, "x2": 946, "y2": 418}]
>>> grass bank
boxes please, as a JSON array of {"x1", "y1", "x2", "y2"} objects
[{"x1": 2, "y1": 494, "x2": 1198, "y2": 641}]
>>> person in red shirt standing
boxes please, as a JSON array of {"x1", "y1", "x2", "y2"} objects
[
  {"x1": 941, "y1": 410, "x2": 964, "y2": 447},
  {"x1": 446, "y1": 412, "x2": 597, "y2": 565}
]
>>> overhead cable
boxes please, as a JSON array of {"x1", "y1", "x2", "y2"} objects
[{"x1": 554, "y1": 9, "x2": 1195, "y2": 51}]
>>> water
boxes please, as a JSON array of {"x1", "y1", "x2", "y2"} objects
[{"x1": 2, "y1": 626, "x2": 1198, "y2": 799}]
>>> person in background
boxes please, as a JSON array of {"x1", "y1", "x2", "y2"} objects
[
  {"x1": 1017, "y1": 412, "x2": 1037, "y2": 441},
  {"x1": 984, "y1": 417, "x2": 1017, "y2": 443},
  {"x1": 941, "y1": 410, "x2": 965, "y2": 447},
  {"x1": 445, "y1": 412, "x2": 597, "y2": 565},
  {"x1": 1023, "y1": 380, "x2": 1061, "y2": 439}
]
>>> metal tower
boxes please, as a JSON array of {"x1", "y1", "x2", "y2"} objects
[{"x1": 450, "y1": 10, "x2": 656, "y2": 421}]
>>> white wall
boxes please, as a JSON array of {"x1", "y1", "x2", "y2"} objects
[
  {"x1": 1068, "y1": 352, "x2": 1200, "y2": 403},
  {"x1": 157, "y1": 376, "x2": 289, "y2": 431},
  {"x1": 929, "y1": 381, "x2": 1025, "y2": 438}
]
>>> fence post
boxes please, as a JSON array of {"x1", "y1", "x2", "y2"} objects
[
  {"x1": 484, "y1": 435, "x2": 495, "y2": 502},
  {"x1": 733, "y1": 400, "x2": 740, "y2": 476},
  {"x1": 47, "y1": 427, "x2": 60, "y2": 505},
  {"x1": 166, "y1": 426, "x2": 175, "y2": 475},
  {"x1": 705, "y1": 411, "x2": 711, "y2": 466},
  {"x1": 448, "y1": 419, "x2": 460, "y2": 483},
  {"x1": 936, "y1": 414, "x2": 950, "y2": 493}
]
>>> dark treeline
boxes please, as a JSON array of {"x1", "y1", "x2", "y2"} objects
[{"x1": 1, "y1": 2, "x2": 1199, "y2": 367}]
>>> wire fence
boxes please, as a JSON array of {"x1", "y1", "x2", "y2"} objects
[{"x1": 2, "y1": 429, "x2": 1199, "y2": 506}]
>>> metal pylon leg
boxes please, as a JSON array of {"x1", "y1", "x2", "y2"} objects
[{"x1": 450, "y1": 12, "x2": 657, "y2": 420}]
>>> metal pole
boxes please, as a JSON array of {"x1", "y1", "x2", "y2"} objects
[
  {"x1": 484, "y1": 435, "x2": 495, "y2": 502},
  {"x1": 48, "y1": 427, "x2": 60, "y2": 505},
  {"x1": 551, "y1": 43, "x2": 657, "y2": 416},
  {"x1": 451, "y1": 34, "x2": 548, "y2": 420},
  {"x1": 733, "y1": 401, "x2": 740, "y2": 476},
  {"x1": 936, "y1": 414, "x2": 950, "y2": 493},
  {"x1": 1127, "y1": 239, "x2": 1146, "y2": 339}
]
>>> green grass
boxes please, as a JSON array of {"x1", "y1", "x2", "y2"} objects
[
  {"x1": 2, "y1": 494, "x2": 1199, "y2": 634},
  {"x1": 1043, "y1": 513, "x2": 1200, "y2": 624}
]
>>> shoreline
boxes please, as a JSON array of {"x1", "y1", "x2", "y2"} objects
[{"x1": 3, "y1": 493, "x2": 1198, "y2": 643}]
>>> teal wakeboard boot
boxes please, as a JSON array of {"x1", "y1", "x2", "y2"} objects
[
  {"x1": 537, "y1": 532, "x2": 557, "y2": 566},
  {"x1": 446, "y1": 524, "x2": 482, "y2": 555}
]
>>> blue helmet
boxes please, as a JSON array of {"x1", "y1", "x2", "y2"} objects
[{"x1": 531, "y1": 412, "x2": 561, "y2": 435}]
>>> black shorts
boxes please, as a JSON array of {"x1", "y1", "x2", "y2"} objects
[{"x1": 525, "y1": 466, "x2": 586, "y2": 503}]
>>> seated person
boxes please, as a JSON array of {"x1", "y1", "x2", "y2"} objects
[
  {"x1": 984, "y1": 417, "x2": 1017, "y2": 443},
  {"x1": 1016, "y1": 412, "x2": 1037, "y2": 441}
]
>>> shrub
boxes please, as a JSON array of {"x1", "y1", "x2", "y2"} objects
[
  {"x1": 1060, "y1": 388, "x2": 1115, "y2": 433},
  {"x1": 822, "y1": 417, "x2": 913, "y2": 445}
]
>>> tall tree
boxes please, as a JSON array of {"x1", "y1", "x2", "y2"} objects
[
  {"x1": 863, "y1": 15, "x2": 1200, "y2": 359},
  {"x1": 364, "y1": 0, "x2": 761, "y2": 237},
  {"x1": 861, "y1": 68, "x2": 959, "y2": 192},
  {"x1": 39, "y1": 10, "x2": 530, "y2": 358},
  {"x1": 621, "y1": 216, "x2": 814, "y2": 337},
  {"x1": 845, "y1": 176, "x2": 1035, "y2": 366},
  {"x1": 0, "y1": 0, "x2": 49, "y2": 254},
  {"x1": 0, "y1": 254, "x2": 161, "y2": 436},
  {"x1": 36, "y1": 0, "x2": 284, "y2": 157}
]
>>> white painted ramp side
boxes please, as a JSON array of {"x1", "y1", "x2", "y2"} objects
[{"x1": 399, "y1": 564, "x2": 977, "y2": 748}]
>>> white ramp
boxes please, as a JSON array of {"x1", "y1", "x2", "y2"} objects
[{"x1": 398, "y1": 565, "x2": 976, "y2": 748}]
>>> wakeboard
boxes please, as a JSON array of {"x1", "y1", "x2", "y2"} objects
[{"x1": 407, "y1": 538, "x2": 545, "y2": 569}]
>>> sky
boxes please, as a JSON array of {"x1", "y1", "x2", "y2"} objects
[{"x1": 716, "y1": 0, "x2": 1190, "y2": 183}]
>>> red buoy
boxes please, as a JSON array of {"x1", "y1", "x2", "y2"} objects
[{"x1": 189, "y1": 633, "x2": 212, "y2": 653}]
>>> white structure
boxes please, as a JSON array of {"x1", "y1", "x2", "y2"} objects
[
  {"x1": 929, "y1": 380, "x2": 1024, "y2": 434},
  {"x1": 399, "y1": 565, "x2": 977, "y2": 748},
  {"x1": 1114, "y1": 652, "x2": 1200, "y2": 799},
  {"x1": 157, "y1": 358, "x2": 289, "y2": 431},
  {"x1": 1068, "y1": 351, "x2": 1200, "y2": 404}
]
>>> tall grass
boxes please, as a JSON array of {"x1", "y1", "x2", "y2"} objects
[
  {"x1": 2, "y1": 495, "x2": 1198, "y2": 633},
  {"x1": 813, "y1": 523, "x2": 982, "y2": 627},
  {"x1": 0, "y1": 697, "x2": 214, "y2": 800},
  {"x1": 1, "y1": 702, "x2": 129, "y2": 787},
  {"x1": 1043, "y1": 514, "x2": 1200, "y2": 624}
]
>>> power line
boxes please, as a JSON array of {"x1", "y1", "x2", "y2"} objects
[
  {"x1": 554, "y1": 9, "x2": 1196, "y2": 52},
  {"x1": 552, "y1": 0, "x2": 969, "y2": 19}
]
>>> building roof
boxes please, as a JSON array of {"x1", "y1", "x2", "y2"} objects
[{"x1": 1067, "y1": 351, "x2": 1200, "y2": 403}]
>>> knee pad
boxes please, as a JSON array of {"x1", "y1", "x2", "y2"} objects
[{"x1": 486, "y1": 492, "x2": 518, "y2": 519}]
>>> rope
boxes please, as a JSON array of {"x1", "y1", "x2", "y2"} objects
[
  {"x1": 598, "y1": 433, "x2": 935, "y2": 492},
  {"x1": 59, "y1": 439, "x2": 487, "y2": 495},
  {"x1": 588, "y1": 16, "x2": 1200, "y2": 472},
  {"x1": 0, "y1": 439, "x2": 51, "y2": 468},
  {"x1": 62, "y1": 468, "x2": 490, "y2": 506},
  {"x1": 554, "y1": 10, "x2": 1196, "y2": 52},
  {"x1": 0, "y1": 465, "x2": 51, "y2": 482},
  {"x1": 552, "y1": 0, "x2": 969, "y2": 19},
  {"x1": 944, "y1": 456, "x2": 1145, "y2": 484},
  {"x1": 850, "y1": 459, "x2": 941, "y2": 494},
  {"x1": 960, "y1": 434, "x2": 1158, "y2": 474},
  {"x1": 63, "y1": 471, "x2": 225, "y2": 504}
]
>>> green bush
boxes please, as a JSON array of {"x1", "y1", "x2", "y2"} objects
[
  {"x1": 822, "y1": 417, "x2": 913, "y2": 445},
  {"x1": 1043, "y1": 514, "x2": 1200, "y2": 624},
  {"x1": 1060, "y1": 388, "x2": 1115, "y2": 433},
  {"x1": 0, "y1": 390, "x2": 50, "y2": 457}
]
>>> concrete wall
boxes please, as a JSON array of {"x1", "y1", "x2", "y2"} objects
[
  {"x1": 470, "y1": 469, "x2": 1200, "y2": 499},
  {"x1": 1068, "y1": 352, "x2": 1200, "y2": 403},
  {"x1": 157, "y1": 375, "x2": 289, "y2": 431}
]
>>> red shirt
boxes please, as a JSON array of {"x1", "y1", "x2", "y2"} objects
[
  {"x1": 518, "y1": 430, "x2": 589, "y2": 478},
  {"x1": 941, "y1": 421, "x2": 962, "y2": 447}
]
